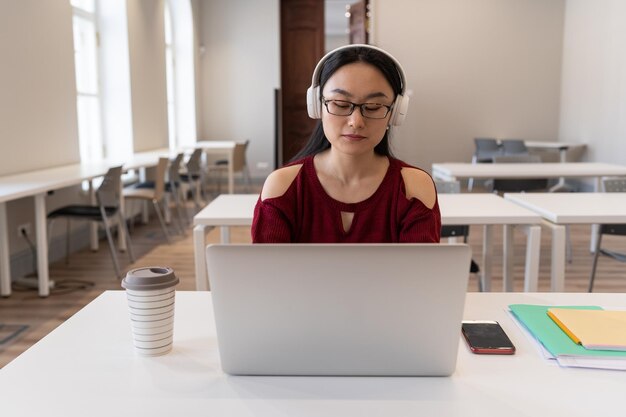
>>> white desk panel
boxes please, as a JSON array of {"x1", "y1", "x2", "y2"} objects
[{"x1": 1, "y1": 291, "x2": 625, "y2": 417}]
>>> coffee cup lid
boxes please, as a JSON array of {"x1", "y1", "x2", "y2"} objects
[{"x1": 121, "y1": 267, "x2": 179, "y2": 291}]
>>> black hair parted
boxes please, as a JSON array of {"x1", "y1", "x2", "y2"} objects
[{"x1": 290, "y1": 46, "x2": 402, "y2": 162}]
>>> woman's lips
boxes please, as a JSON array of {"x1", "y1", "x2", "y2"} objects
[{"x1": 342, "y1": 134, "x2": 366, "y2": 141}]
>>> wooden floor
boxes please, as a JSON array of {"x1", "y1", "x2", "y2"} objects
[{"x1": 1, "y1": 190, "x2": 625, "y2": 368}]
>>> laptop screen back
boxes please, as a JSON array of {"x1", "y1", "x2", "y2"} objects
[{"x1": 206, "y1": 243, "x2": 471, "y2": 376}]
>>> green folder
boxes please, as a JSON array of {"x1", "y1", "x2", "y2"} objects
[{"x1": 509, "y1": 304, "x2": 626, "y2": 358}]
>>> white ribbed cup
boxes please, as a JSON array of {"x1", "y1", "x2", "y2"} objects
[{"x1": 122, "y1": 267, "x2": 179, "y2": 356}]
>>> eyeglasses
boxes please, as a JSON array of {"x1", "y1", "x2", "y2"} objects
[{"x1": 321, "y1": 97, "x2": 392, "y2": 119}]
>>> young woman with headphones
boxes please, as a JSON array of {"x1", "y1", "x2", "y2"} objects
[{"x1": 252, "y1": 44, "x2": 441, "y2": 243}]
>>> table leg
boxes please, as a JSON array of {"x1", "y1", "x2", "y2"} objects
[
  {"x1": 34, "y1": 193, "x2": 50, "y2": 297},
  {"x1": 0, "y1": 202, "x2": 11, "y2": 296},
  {"x1": 220, "y1": 226, "x2": 231, "y2": 244},
  {"x1": 523, "y1": 225, "x2": 541, "y2": 292},
  {"x1": 545, "y1": 220, "x2": 566, "y2": 292},
  {"x1": 503, "y1": 225, "x2": 514, "y2": 292},
  {"x1": 228, "y1": 150, "x2": 234, "y2": 194},
  {"x1": 89, "y1": 179, "x2": 99, "y2": 251},
  {"x1": 481, "y1": 225, "x2": 493, "y2": 292},
  {"x1": 193, "y1": 224, "x2": 209, "y2": 291}
]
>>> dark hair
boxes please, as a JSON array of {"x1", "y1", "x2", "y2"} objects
[{"x1": 290, "y1": 46, "x2": 403, "y2": 162}]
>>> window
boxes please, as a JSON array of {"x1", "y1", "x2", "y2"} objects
[
  {"x1": 164, "y1": 0, "x2": 197, "y2": 149},
  {"x1": 71, "y1": 0, "x2": 104, "y2": 163},
  {"x1": 164, "y1": 2, "x2": 177, "y2": 151}
]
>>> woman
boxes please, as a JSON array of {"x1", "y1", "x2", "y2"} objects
[{"x1": 252, "y1": 44, "x2": 440, "y2": 243}]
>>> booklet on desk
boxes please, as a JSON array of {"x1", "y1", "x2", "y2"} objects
[
  {"x1": 547, "y1": 308, "x2": 626, "y2": 351},
  {"x1": 508, "y1": 304, "x2": 626, "y2": 371}
]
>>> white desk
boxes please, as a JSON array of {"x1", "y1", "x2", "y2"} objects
[
  {"x1": 193, "y1": 194, "x2": 542, "y2": 292},
  {"x1": 0, "y1": 162, "x2": 112, "y2": 297},
  {"x1": 0, "y1": 150, "x2": 172, "y2": 298},
  {"x1": 432, "y1": 162, "x2": 626, "y2": 191},
  {"x1": 504, "y1": 192, "x2": 626, "y2": 292},
  {"x1": 523, "y1": 141, "x2": 587, "y2": 191},
  {"x1": 1, "y1": 290, "x2": 624, "y2": 417},
  {"x1": 192, "y1": 141, "x2": 237, "y2": 194}
]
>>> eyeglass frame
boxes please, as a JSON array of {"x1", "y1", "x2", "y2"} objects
[{"x1": 321, "y1": 97, "x2": 393, "y2": 119}]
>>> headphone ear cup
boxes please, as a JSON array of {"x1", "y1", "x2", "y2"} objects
[
  {"x1": 389, "y1": 94, "x2": 409, "y2": 126},
  {"x1": 306, "y1": 86, "x2": 322, "y2": 119}
]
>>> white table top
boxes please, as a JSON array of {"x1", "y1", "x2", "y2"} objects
[
  {"x1": 1, "y1": 291, "x2": 625, "y2": 417},
  {"x1": 504, "y1": 192, "x2": 626, "y2": 224},
  {"x1": 431, "y1": 162, "x2": 626, "y2": 180},
  {"x1": 194, "y1": 193, "x2": 543, "y2": 227},
  {"x1": 524, "y1": 141, "x2": 585, "y2": 150}
]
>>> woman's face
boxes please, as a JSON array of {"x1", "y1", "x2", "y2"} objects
[{"x1": 320, "y1": 62, "x2": 395, "y2": 157}]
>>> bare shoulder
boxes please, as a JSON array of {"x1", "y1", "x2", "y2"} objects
[
  {"x1": 400, "y1": 167, "x2": 437, "y2": 209},
  {"x1": 260, "y1": 164, "x2": 303, "y2": 201}
]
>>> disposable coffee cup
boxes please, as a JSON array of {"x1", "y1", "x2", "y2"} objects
[{"x1": 121, "y1": 266, "x2": 179, "y2": 356}]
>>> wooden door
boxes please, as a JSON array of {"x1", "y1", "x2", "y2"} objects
[
  {"x1": 279, "y1": 0, "x2": 324, "y2": 165},
  {"x1": 349, "y1": 0, "x2": 368, "y2": 44}
]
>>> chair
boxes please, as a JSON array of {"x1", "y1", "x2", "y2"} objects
[
  {"x1": 179, "y1": 148, "x2": 205, "y2": 212},
  {"x1": 124, "y1": 157, "x2": 172, "y2": 243},
  {"x1": 500, "y1": 139, "x2": 529, "y2": 155},
  {"x1": 435, "y1": 180, "x2": 482, "y2": 291},
  {"x1": 468, "y1": 138, "x2": 501, "y2": 192},
  {"x1": 588, "y1": 177, "x2": 626, "y2": 292},
  {"x1": 132, "y1": 153, "x2": 187, "y2": 234},
  {"x1": 491, "y1": 154, "x2": 549, "y2": 193},
  {"x1": 47, "y1": 166, "x2": 135, "y2": 279},
  {"x1": 209, "y1": 140, "x2": 252, "y2": 193}
]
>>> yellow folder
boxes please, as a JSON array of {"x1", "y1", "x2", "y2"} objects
[{"x1": 547, "y1": 308, "x2": 626, "y2": 351}]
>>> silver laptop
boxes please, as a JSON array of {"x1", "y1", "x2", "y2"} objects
[{"x1": 206, "y1": 243, "x2": 471, "y2": 376}]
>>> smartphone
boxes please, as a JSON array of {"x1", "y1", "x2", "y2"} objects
[{"x1": 461, "y1": 320, "x2": 516, "y2": 355}]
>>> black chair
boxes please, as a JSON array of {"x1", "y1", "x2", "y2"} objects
[
  {"x1": 435, "y1": 180, "x2": 482, "y2": 291},
  {"x1": 491, "y1": 154, "x2": 549, "y2": 193},
  {"x1": 588, "y1": 177, "x2": 626, "y2": 292},
  {"x1": 469, "y1": 138, "x2": 502, "y2": 191},
  {"x1": 47, "y1": 166, "x2": 135, "y2": 279},
  {"x1": 500, "y1": 139, "x2": 529, "y2": 155}
]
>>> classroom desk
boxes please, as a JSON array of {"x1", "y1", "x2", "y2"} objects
[
  {"x1": 1, "y1": 290, "x2": 624, "y2": 417},
  {"x1": 432, "y1": 162, "x2": 626, "y2": 191},
  {"x1": 504, "y1": 192, "x2": 626, "y2": 292},
  {"x1": 523, "y1": 141, "x2": 587, "y2": 191},
  {"x1": 0, "y1": 149, "x2": 174, "y2": 298},
  {"x1": 0, "y1": 162, "x2": 112, "y2": 297},
  {"x1": 193, "y1": 194, "x2": 542, "y2": 292}
]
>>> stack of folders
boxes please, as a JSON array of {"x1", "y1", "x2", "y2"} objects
[{"x1": 509, "y1": 304, "x2": 626, "y2": 370}]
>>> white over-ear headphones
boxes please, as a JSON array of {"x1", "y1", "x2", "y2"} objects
[{"x1": 306, "y1": 44, "x2": 409, "y2": 126}]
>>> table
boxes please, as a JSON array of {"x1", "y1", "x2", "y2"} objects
[
  {"x1": 193, "y1": 194, "x2": 542, "y2": 292},
  {"x1": 524, "y1": 141, "x2": 587, "y2": 191},
  {"x1": 0, "y1": 149, "x2": 175, "y2": 297},
  {"x1": 432, "y1": 162, "x2": 626, "y2": 191},
  {"x1": 1, "y1": 290, "x2": 625, "y2": 417},
  {"x1": 504, "y1": 192, "x2": 626, "y2": 292}
]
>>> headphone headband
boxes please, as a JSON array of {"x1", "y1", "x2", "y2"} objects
[{"x1": 306, "y1": 44, "x2": 409, "y2": 126}]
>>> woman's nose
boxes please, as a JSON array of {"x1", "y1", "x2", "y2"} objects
[{"x1": 347, "y1": 107, "x2": 365, "y2": 128}]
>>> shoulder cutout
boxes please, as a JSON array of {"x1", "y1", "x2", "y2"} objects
[
  {"x1": 400, "y1": 167, "x2": 437, "y2": 209},
  {"x1": 260, "y1": 164, "x2": 303, "y2": 201}
]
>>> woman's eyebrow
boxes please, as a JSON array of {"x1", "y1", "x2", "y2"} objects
[{"x1": 328, "y1": 88, "x2": 390, "y2": 100}]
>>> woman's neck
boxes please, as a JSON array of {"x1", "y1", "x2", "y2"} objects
[{"x1": 315, "y1": 150, "x2": 387, "y2": 186}]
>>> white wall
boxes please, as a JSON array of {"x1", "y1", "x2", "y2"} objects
[
  {"x1": 559, "y1": 0, "x2": 626, "y2": 165},
  {"x1": 0, "y1": 0, "x2": 79, "y2": 176},
  {"x1": 372, "y1": 0, "x2": 565, "y2": 172},
  {"x1": 197, "y1": 0, "x2": 279, "y2": 178},
  {"x1": 127, "y1": 0, "x2": 170, "y2": 152}
]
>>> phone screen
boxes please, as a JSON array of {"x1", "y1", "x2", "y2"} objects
[{"x1": 461, "y1": 320, "x2": 515, "y2": 354}]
